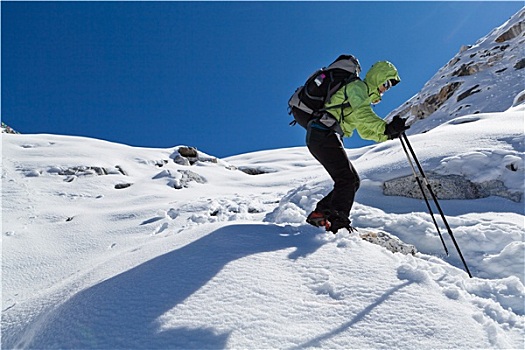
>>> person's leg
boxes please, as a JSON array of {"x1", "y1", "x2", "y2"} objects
[{"x1": 306, "y1": 125, "x2": 360, "y2": 217}]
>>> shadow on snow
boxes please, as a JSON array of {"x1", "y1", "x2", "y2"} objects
[
  {"x1": 289, "y1": 280, "x2": 414, "y2": 349},
  {"x1": 22, "y1": 224, "x2": 324, "y2": 349}
]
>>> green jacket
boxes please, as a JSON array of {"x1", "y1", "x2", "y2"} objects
[{"x1": 324, "y1": 61, "x2": 401, "y2": 142}]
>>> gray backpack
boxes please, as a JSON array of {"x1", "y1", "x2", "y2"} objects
[{"x1": 288, "y1": 55, "x2": 361, "y2": 127}]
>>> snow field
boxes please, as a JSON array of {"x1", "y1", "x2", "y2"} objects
[{"x1": 2, "y1": 106, "x2": 524, "y2": 349}]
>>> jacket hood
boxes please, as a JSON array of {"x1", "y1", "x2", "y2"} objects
[{"x1": 364, "y1": 61, "x2": 401, "y2": 102}]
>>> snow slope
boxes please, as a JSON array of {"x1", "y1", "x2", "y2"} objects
[
  {"x1": 2, "y1": 8, "x2": 525, "y2": 349},
  {"x1": 387, "y1": 7, "x2": 525, "y2": 134},
  {"x1": 2, "y1": 103, "x2": 524, "y2": 349}
]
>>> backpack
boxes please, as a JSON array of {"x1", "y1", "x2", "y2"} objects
[{"x1": 288, "y1": 54, "x2": 361, "y2": 128}]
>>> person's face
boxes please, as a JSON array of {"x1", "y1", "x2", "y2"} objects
[{"x1": 378, "y1": 80, "x2": 392, "y2": 95}]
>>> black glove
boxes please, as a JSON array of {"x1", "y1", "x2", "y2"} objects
[{"x1": 384, "y1": 116, "x2": 410, "y2": 140}]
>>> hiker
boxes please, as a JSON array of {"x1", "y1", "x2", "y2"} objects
[{"x1": 290, "y1": 59, "x2": 409, "y2": 233}]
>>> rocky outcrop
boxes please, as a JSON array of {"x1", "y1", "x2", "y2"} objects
[
  {"x1": 383, "y1": 173, "x2": 522, "y2": 202},
  {"x1": 48, "y1": 165, "x2": 128, "y2": 177},
  {"x1": 172, "y1": 146, "x2": 218, "y2": 166},
  {"x1": 388, "y1": 8, "x2": 525, "y2": 134},
  {"x1": 152, "y1": 168, "x2": 207, "y2": 189},
  {"x1": 44, "y1": 165, "x2": 129, "y2": 184},
  {"x1": 238, "y1": 166, "x2": 277, "y2": 175},
  {"x1": 1, "y1": 122, "x2": 19, "y2": 134},
  {"x1": 495, "y1": 20, "x2": 525, "y2": 42},
  {"x1": 359, "y1": 231, "x2": 417, "y2": 255}
]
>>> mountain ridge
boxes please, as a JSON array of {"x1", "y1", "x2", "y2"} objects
[{"x1": 387, "y1": 7, "x2": 524, "y2": 134}]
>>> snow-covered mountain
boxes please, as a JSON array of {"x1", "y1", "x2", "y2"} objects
[
  {"x1": 2, "y1": 9, "x2": 524, "y2": 350},
  {"x1": 2, "y1": 107, "x2": 524, "y2": 349},
  {"x1": 388, "y1": 7, "x2": 525, "y2": 134}
]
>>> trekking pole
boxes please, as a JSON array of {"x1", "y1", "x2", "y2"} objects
[
  {"x1": 400, "y1": 133, "x2": 473, "y2": 278},
  {"x1": 399, "y1": 136, "x2": 449, "y2": 256}
]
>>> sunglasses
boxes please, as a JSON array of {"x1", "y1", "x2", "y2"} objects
[{"x1": 378, "y1": 79, "x2": 394, "y2": 98}]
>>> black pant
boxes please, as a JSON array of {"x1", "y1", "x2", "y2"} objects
[{"x1": 306, "y1": 124, "x2": 360, "y2": 218}]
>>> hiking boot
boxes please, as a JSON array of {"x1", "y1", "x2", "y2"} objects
[
  {"x1": 326, "y1": 211, "x2": 353, "y2": 234},
  {"x1": 306, "y1": 211, "x2": 331, "y2": 230}
]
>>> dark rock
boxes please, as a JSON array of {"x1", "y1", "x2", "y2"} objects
[{"x1": 115, "y1": 183, "x2": 133, "y2": 189}]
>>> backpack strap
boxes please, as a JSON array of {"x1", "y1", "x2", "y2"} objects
[{"x1": 317, "y1": 76, "x2": 360, "y2": 123}]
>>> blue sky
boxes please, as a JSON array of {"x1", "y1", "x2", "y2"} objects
[{"x1": 2, "y1": 1, "x2": 523, "y2": 157}]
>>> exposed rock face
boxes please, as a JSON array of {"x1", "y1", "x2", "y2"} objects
[
  {"x1": 421, "y1": 82, "x2": 463, "y2": 118},
  {"x1": 388, "y1": 8, "x2": 525, "y2": 134},
  {"x1": 359, "y1": 231, "x2": 417, "y2": 256},
  {"x1": 48, "y1": 165, "x2": 127, "y2": 177},
  {"x1": 383, "y1": 173, "x2": 522, "y2": 202},
  {"x1": 32, "y1": 165, "x2": 130, "y2": 183},
  {"x1": 114, "y1": 183, "x2": 133, "y2": 190},
  {"x1": 178, "y1": 146, "x2": 199, "y2": 158},
  {"x1": 152, "y1": 168, "x2": 207, "y2": 190},
  {"x1": 172, "y1": 146, "x2": 218, "y2": 166},
  {"x1": 1, "y1": 122, "x2": 19, "y2": 134},
  {"x1": 238, "y1": 166, "x2": 277, "y2": 175},
  {"x1": 495, "y1": 20, "x2": 525, "y2": 42}
]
